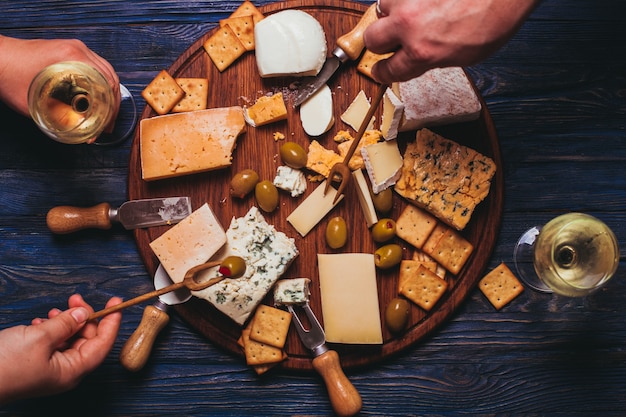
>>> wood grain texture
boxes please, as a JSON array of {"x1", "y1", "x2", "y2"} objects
[{"x1": 0, "y1": 0, "x2": 625, "y2": 415}]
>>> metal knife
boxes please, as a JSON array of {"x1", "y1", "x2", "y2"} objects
[
  {"x1": 46, "y1": 196, "x2": 192, "y2": 234},
  {"x1": 293, "y1": 3, "x2": 379, "y2": 107},
  {"x1": 119, "y1": 264, "x2": 192, "y2": 372}
]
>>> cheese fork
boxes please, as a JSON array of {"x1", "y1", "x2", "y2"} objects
[
  {"x1": 287, "y1": 303, "x2": 362, "y2": 417},
  {"x1": 324, "y1": 83, "x2": 388, "y2": 203}
]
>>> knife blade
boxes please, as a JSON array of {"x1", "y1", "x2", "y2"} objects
[
  {"x1": 293, "y1": 3, "x2": 379, "y2": 107},
  {"x1": 119, "y1": 264, "x2": 192, "y2": 372},
  {"x1": 46, "y1": 196, "x2": 192, "y2": 234}
]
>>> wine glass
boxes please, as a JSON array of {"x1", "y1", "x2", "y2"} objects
[
  {"x1": 513, "y1": 212, "x2": 619, "y2": 297},
  {"x1": 27, "y1": 61, "x2": 137, "y2": 146}
]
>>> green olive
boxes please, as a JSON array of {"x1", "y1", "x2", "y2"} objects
[
  {"x1": 374, "y1": 243, "x2": 403, "y2": 269},
  {"x1": 218, "y1": 256, "x2": 246, "y2": 278},
  {"x1": 279, "y1": 142, "x2": 307, "y2": 169},
  {"x1": 370, "y1": 187, "x2": 393, "y2": 214},
  {"x1": 385, "y1": 298, "x2": 410, "y2": 333},
  {"x1": 325, "y1": 216, "x2": 348, "y2": 249},
  {"x1": 230, "y1": 169, "x2": 259, "y2": 198},
  {"x1": 255, "y1": 180, "x2": 279, "y2": 212},
  {"x1": 371, "y1": 218, "x2": 396, "y2": 243}
]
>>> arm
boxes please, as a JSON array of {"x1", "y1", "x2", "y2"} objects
[
  {"x1": 0, "y1": 294, "x2": 122, "y2": 404},
  {"x1": 364, "y1": 0, "x2": 541, "y2": 83}
]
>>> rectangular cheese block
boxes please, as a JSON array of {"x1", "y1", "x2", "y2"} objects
[
  {"x1": 395, "y1": 67, "x2": 481, "y2": 132},
  {"x1": 140, "y1": 107, "x2": 246, "y2": 181},
  {"x1": 286, "y1": 180, "x2": 344, "y2": 237},
  {"x1": 318, "y1": 253, "x2": 383, "y2": 344},
  {"x1": 361, "y1": 139, "x2": 403, "y2": 194},
  {"x1": 394, "y1": 128, "x2": 496, "y2": 230},
  {"x1": 273, "y1": 278, "x2": 311, "y2": 305},
  {"x1": 352, "y1": 169, "x2": 378, "y2": 228},
  {"x1": 193, "y1": 206, "x2": 298, "y2": 325},
  {"x1": 150, "y1": 203, "x2": 227, "y2": 283}
]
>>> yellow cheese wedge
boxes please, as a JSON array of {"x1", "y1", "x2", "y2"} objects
[
  {"x1": 341, "y1": 90, "x2": 375, "y2": 131},
  {"x1": 318, "y1": 253, "x2": 383, "y2": 344},
  {"x1": 140, "y1": 107, "x2": 246, "y2": 181},
  {"x1": 286, "y1": 180, "x2": 344, "y2": 237}
]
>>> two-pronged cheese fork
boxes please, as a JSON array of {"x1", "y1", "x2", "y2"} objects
[{"x1": 287, "y1": 303, "x2": 362, "y2": 417}]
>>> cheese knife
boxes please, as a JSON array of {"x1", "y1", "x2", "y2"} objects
[
  {"x1": 293, "y1": 3, "x2": 379, "y2": 107},
  {"x1": 46, "y1": 196, "x2": 192, "y2": 234},
  {"x1": 119, "y1": 264, "x2": 192, "y2": 372}
]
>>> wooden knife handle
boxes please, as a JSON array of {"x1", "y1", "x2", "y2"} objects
[
  {"x1": 335, "y1": 3, "x2": 378, "y2": 61},
  {"x1": 312, "y1": 349, "x2": 362, "y2": 417},
  {"x1": 46, "y1": 202, "x2": 112, "y2": 234},
  {"x1": 119, "y1": 305, "x2": 170, "y2": 372}
]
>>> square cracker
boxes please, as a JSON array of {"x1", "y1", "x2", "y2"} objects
[
  {"x1": 141, "y1": 70, "x2": 185, "y2": 115},
  {"x1": 229, "y1": 0, "x2": 265, "y2": 24},
  {"x1": 357, "y1": 49, "x2": 393, "y2": 80},
  {"x1": 203, "y1": 25, "x2": 246, "y2": 72},
  {"x1": 249, "y1": 304, "x2": 292, "y2": 349},
  {"x1": 396, "y1": 205, "x2": 438, "y2": 249},
  {"x1": 220, "y1": 15, "x2": 255, "y2": 51},
  {"x1": 173, "y1": 78, "x2": 209, "y2": 112},
  {"x1": 400, "y1": 265, "x2": 448, "y2": 311},
  {"x1": 241, "y1": 328, "x2": 286, "y2": 366},
  {"x1": 479, "y1": 262, "x2": 524, "y2": 310},
  {"x1": 423, "y1": 224, "x2": 473, "y2": 275},
  {"x1": 398, "y1": 259, "x2": 438, "y2": 293}
]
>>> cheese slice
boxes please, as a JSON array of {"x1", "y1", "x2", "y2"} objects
[
  {"x1": 341, "y1": 90, "x2": 375, "y2": 131},
  {"x1": 352, "y1": 169, "x2": 378, "y2": 228},
  {"x1": 149, "y1": 203, "x2": 227, "y2": 284},
  {"x1": 286, "y1": 180, "x2": 344, "y2": 237},
  {"x1": 318, "y1": 253, "x2": 383, "y2": 344},
  {"x1": 273, "y1": 277, "x2": 311, "y2": 305},
  {"x1": 300, "y1": 84, "x2": 334, "y2": 137},
  {"x1": 381, "y1": 87, "x2": 404, "y2": 140},
  {"x1": 361, "y1": 139, "x2": 403, "y2": 194},
  {"x1": 140, "y1": 107, "x2": 246, "y2": 181},
  {"x1": 254, "y1": 10, "x2": 327, "y2": 78},
  {"x1": 244, "y1": 93, "x2": 288, "y2": 127}
]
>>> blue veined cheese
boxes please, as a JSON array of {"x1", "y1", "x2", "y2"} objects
[
  {"x1": 193, "y1": 206, "x2": 299, "y2": 325},
  {"x1": 273, "y1": 278, "x2": 311, "y2": 306},
  {"x1": 273, "y1": 165, "x2": 307, "y2": 197}
]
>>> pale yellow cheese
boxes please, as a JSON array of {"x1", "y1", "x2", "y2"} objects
[
  {"x1": 140, "y1": 107, "x2": 246, "y2": 181},
  {"x1": 352, "y1": 169, "x2": 378, "y2": 228},
  {"x1": 149, "y1": 203, "x2": 227, "y2": 283},
  {"x1": 340, "y1": 90, "x2": 375, "y2": 131},
  {"x1": 286, "y1": 180, "x2": 344, "y2": 237},
  {"x1": 361, "y1": 139, "x2": 403, "y2": 194},
  {"x1": 318, "y1": 253, "x2": 383, "y2": 344}
]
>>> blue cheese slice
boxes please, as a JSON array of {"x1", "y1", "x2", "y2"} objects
[
  {"x1": 193, "y1": 206, "x2": 298, "y2": 325},
  {"x1": 273, "y1": 278, "x2": 311, "y2": 305},
  {"x1": 273, "y1": 165, "x2": 307, "y2": 197}
]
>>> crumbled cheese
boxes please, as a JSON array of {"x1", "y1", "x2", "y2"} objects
[{"x1": 273, "y1": 165, "x2": 307, "y2": 197}]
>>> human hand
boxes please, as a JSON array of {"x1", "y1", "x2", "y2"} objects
[
  {"x1": 0, "y1": 294, "x2": 122, "y2": 404},
  {"x1": 364, "y1": 0, "x2": 540, "y2": 84},
  {"x1": 0, "y1": 36, "x2": 120, "y2": 121}
]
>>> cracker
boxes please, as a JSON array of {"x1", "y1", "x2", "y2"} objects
[
  {"x1": 412, "y1": 250, "x2": 446, "y2": 279},
  {"x1": 400, "y1": 265, "x2": 448, "y2": 311},
  {"x1": 479, "y1": 262, "x2": 524, "y2": 310},
  {"x1": 141, "y1": 70, "x2": 185, "y2": 115},
  {"x1": 249, "y1": 304, "x2": 292, "y2": 349},
  {"x1": 357, "y1": 49, "x2": 393, "y2": 80},
  {"x1": 398, "y1": 259, "x2": 438, "y2": 293},
  {"x1": 423, "y1": 223, "x2": 474, "y2": 275},
  {"x1": 229, "y1": 0, "x2": 265, "y2": 24},
  {"x1": 396, "y1": 205, "x2": 438, "y2": 249},
  {"x1": 241, "y1": 328, "x2": 285, "y2": 365},
  {"x1": 220, "y1": 15, "x2": 255, "y2": 51},
  {"x1": 173, "y1": 78, "x2": 209, "y2": 112},
  {"x1": 203, "y1": 25, "x2": 246, "y2": 72}
]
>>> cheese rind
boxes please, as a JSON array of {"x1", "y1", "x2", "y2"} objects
[
  {"x1": 254, "y1": 10, "x2": 327, "y2": 78},
  {"x1": 381, "y1": 87, "x2": 404, "y2": 140},
  {"x1": 193, "y1": 206, "x2": 299, "y2": 326},
  {"x1": 318, "y1": 253, "x2": 383, "y2": 344},
  {"x1": 149, "y1": 203, "x2": 227, "y2": 284},
  {"x1": 361, "y1": 139, "x2": 403, "y2": 194},
  {"x1": 140, "y1": 107, "x2": 246, "y2": 181}
]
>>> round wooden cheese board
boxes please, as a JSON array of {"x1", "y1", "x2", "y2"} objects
[{"x1": 127, "y1": 0, "x2": 504, "y2": 371}]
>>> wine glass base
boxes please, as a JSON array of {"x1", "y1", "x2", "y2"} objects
[
  {"x1": 94, "y1": 84, "x2": 137, "y2": 146},
  {"x1": 513, "y1": 226, "x2": 553, "y2": 293}
]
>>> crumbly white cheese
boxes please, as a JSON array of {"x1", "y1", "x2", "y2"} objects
[
  {"x1": 273, "y1": 165, "x2": 307, "y2": 197},
  {"x1": 273, "y1": 278, "x2": 311, "y2": 305},
  {"x1": 193, "y1": 206, "x2": 299, "y2": 326},
  {"x1": 254, "y1": 10, "x2": 327, "y2": 78}
]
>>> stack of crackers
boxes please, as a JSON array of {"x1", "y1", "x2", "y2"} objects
[
  {"x1": 237, "y1": 304, "x2": 291, "y2": 375},
  {"x1": 141, "y1": 70, "x2": 209, "y2": 115}
]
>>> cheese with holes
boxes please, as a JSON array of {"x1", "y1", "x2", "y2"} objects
[
  {"x1": 300, "y1": 84, "x2": 334, "y2": 137},
  {"x1": 287, "y1": 180, "x2": 344, "y2": 237},
  {"x1": 395, "y1": 67, "x2": 481, "y2": 132},
  {"x1": 140, "y1": 107, "x2": 246, "y2": 181},
  {"x1": 361, "y1": 139, "x2": 403, "y2": 194},
  {"x1": 254, "y1": 10, "x2": 327, "y2": 77},
  {"x1": 381, "y1": 87, "x2": 404, "y2": 140},
  {"x1": 273, "y1": 278, "x2": 311, "y2": 305},
  {"x1": 318, "y1": 253, "x2": 383, "y2": 344},
  {"x1": 149, "y1": 203, "x2": 227, "y2": 283},
  {"x1": 193, "y1": 206, "x2": 298, "y2": 325},
  {"x1": 341, "y1": 90, "x2": 375, "y2": 131},
  {"x1": 394, "y1": 128, "x2": 496, "y2": 230}
]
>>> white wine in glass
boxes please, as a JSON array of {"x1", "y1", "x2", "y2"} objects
[
  {"x1": 514, "y1": 212, "x2": 619, "y2": 297},
  {"x1": 28, "y1": 61, "x2": 136, "y2": 145}
]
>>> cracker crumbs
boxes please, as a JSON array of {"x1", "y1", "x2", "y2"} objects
[{"x1": 273, "y1": 131, "x2": 285, "y2": 141}]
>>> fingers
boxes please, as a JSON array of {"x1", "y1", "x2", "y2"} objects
[
  {"x1": 371, "y1": 49, "x2": 430, "y2": 84},
  {"x1": 35, "y1": 306, "x2": 89, "y2": 350}
]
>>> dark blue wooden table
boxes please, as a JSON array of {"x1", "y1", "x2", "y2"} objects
[{"x1": 1, "y1": 1, "x2": 626, "y2": 415}]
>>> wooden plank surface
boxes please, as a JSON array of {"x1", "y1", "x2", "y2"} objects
[{"x1": 1, "y1": 0, "x2": 626, "y2": 415}]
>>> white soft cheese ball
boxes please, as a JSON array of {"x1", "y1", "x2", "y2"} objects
[
  {"x1": 255, "y1": 9, "x2": 327, "y2": 78},
  {"x1": 300, "y1": 84, "x2": 334, "y2": 136}
]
